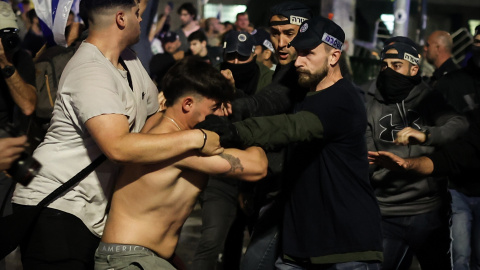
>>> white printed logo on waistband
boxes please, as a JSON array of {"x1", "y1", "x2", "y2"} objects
[
  {"x1": 322, "y1": 33, "x2": 343, "y2": 50},
  {"x1": 290, "y1": 15, "x2": 308, "y2": 26}
]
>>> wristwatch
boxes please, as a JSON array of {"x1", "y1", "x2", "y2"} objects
[{"x1": 1, "y1": 65, "x2": 15, "y2": 79}]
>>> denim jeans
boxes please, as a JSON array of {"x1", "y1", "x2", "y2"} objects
[
  {"x1": 274, "y1": 257, "x2": 382, "y2": 270},
  {"x1": 450, "y1": 189, "x2": 480, "y2": 270},
  {"x1": 381, "y1": 206, "x2": 452, "y2": 270},
  {"x1": 240, "y1": 201, "x2": 282, "y2": 270},
  {"x1": 193, "y1": 178, "x2": 239, "y2": 270}
]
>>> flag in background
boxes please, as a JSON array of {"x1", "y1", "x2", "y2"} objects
[{"x1": 32, "y1": 0, "x2": 77, "y2": 47}]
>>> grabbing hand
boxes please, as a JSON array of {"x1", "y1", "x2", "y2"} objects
[
  {"x1": 395, "y1": 127, "x2": 427, "y2": 146},
  {"x1": 0, "y1": 136, "x2": 27, "y2": 171},
  {"x1": 198, "y1": 129, "x2": 224, "y2": 156},
  {"x1": 221, "y1": 69, "x2": 235, "y2": 87},
  {"x1": 194, "y1": 115, "x2": 243, "y2": 148}
]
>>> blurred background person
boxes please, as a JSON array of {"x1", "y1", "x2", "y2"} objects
[
  {"x1": 20, "y1": 9, "x2": 44, "y2": 58},
  {"x1": 423, "y1": 30, "x2": 459, "y2": 87},
  {"x1": 175, "y1": 2, "x2": 200, "y2": 53},
  {"x1": 234, "y1": 12, "x2": 250, "y2": 33},
  {"x1": 188, "y1": 29, "x2": 222, "y2": 66}
]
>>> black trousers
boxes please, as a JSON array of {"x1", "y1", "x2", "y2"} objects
[{"x1": 12, "y1": 204, "x2": 100, "y2": 270}]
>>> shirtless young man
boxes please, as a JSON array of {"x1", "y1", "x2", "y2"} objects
[{"x1": 94, "y1": 57, "x2": 268, "y2": 270}]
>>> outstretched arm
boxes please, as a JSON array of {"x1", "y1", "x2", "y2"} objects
[
  {"x1": 368, "y1": 151, "x2": 434, "y2": 175},
  {"x1": 85, "y1": 114, "x2": 224, "y2": 164},
  {"x1": 176, "y1": 146, "x2": 268, "y2": 182}
]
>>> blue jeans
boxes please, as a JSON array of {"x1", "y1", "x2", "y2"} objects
[
  {"x1": 274, "y1": 257, "x2": 381, "y2": 270},
  {"x1": 193, "y1": 178, "x2": 239, "y2": 270},
  {"x1": 381, "y1": 206, "x2": 452, "y2": 270},
  {"x1": 240, "y1": 201, "x2": 282, "y2": 270},
  {"x1": 450, "y1": 189, "x2": 480, "y2": 270}
]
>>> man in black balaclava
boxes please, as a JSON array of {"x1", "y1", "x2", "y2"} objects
[
  {"x1": 220, "y1": 30, "x2": 261, "y2": 97},
  {"x1": 366, "y1": 37, "x2": 469, "y2": 270}
]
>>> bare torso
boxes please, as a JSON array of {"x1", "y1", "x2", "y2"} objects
[{"x1": 101, "y1": 125, "x2": 207, "y2": 259}]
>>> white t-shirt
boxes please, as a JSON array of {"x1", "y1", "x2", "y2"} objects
[{"x1": 12, "y1": 42, "x2": 159, "y2": 237}]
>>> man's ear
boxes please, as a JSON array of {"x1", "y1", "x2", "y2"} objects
[
  {"x1": 116, "y1": 11, "x2": 126, "y2": 29},
  {"x1": 264, "y1": 50, "x2": 272, "y2": 61},
  {"x1": 181, "y1": 97, "x2": 194, "y2": 113},
  {"x1": 201, "y1": 40, "x2": 207, "y2": 48},
  {"x1": 329, "y1": 49, "x2": 341, "y2": 66},
  {"x1": 410, "y1": 64, "x2": 419, "y2": 76}
]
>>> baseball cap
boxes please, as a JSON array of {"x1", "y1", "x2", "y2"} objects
[
  {"x1": 381, "y1": 40, "x2": 420, "y2": 66},
  {"x1": 269, "y1": 1, "x2": 312, "y2": 26},
  {"x1": 159, "y1": 31, "x2": 179, "y2": 44},
  {"x1": 251, "y1": 28, "x2": 274, "y2": 53},
  {"x1": 0, "y1": 2, "x2": 19, "y2": 30},
  {"x1": 223, "y1": 31, "x2": 255, "y2": 57},
  {"x1": 384, "y1": 36, "x2": 419, "y2": 50},
  {"x1": 289, "y1": 16, "x2": 345, "y2": 51}
]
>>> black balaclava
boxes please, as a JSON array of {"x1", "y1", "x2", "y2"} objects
[
  {"x1": 376, "y1": 67, "x2": 421, "y2": 104},
  {"x1": 220, "y1": 56, "x2": 260, "y2": 96}
]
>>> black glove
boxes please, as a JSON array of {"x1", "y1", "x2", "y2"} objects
[{"x1": 194, "y1": 115, "x2": 244, "y2": 148}]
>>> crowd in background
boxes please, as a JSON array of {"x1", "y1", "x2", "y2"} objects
[{"x1": 1, "y1": 0, "x2": 480, "y2": 270}]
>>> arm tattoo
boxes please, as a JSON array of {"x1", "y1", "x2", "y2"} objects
[{"x1": 219, "y1": 153, "x2": 244, "y2": 174}]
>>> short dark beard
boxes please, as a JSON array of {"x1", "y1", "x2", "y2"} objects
[{"x1": 297, "y1": 62, "x2": 328, "y2": 89}]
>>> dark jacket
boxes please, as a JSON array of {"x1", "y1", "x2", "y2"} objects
[
  {"x1": 433, "y1": 59, "x2": 480, "y2": 196},
  {"x1": 367, "y1": 80, "x2": 469, "y2": 216}
]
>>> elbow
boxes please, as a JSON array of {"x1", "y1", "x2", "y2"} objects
[
  {"x1": 102, "y1": 146, "x2": 132, "y2": 164},
  {"x1": 245, "y1": 158, "x2": 268, "y2": 182},
  {"x1": 21, "y1": 105, "x2": 35, "y2": 116}
]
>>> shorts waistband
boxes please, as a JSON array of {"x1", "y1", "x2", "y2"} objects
[{"x1": 97, "y1": 242, "x2": 156, "y2": 256}]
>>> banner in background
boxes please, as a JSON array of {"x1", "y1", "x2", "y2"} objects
[{"x1": 32, "y1": 0, "x2": 77, "y2": 46}]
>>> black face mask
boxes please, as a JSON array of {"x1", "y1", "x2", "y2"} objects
[
  {"x1": 471, "y1": 45, "x2": 480, "y2": 68},
  {"x1": 376, "y1": 67, "x2": 421, "y2": 104},
  {"x1": 220, "y1": 57, "x2": 259, "y2": 96}
]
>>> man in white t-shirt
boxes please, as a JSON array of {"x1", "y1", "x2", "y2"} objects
[{"x1": 11, "y1": 1, "x2": 223, "y2": 269}]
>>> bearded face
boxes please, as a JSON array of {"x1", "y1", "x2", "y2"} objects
[{"x1": 297, "y1": 57, "x2": 329, "y2": 88}]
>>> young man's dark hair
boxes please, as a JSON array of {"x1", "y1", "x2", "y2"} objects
[
  {"x1": 187, "y1": 29, "x2": 207, "y2": 43},
  {"x1": 177, "y1": 2, "x2": 197, "y2": 20},
  {"x1": 162, "y1": 56, "x2": 234, "y2": 107}
]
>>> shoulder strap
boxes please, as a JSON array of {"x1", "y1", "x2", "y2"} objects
[{"x1": 38, "y1": 154, "x2": 107, "y2": 207}]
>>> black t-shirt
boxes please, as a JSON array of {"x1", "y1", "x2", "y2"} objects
[
  {"x1": 282, "y1": 79, "x2": 383, "y2": 259},
  {"x1": 0, "y1": 48, "x2": 36, "y2": 127}
]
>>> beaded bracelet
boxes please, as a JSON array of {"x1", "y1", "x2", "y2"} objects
[{"x1": 198, "y1": 129, "x2": 207, "y2": 150}]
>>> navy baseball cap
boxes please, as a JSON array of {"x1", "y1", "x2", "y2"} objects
[
  {"x1": 223, "y1": 31, "x2": 255, "y2": 57},
  {"x1": 269, "y1": 1, "x2": 312, "y2": 26},
  {"x1": 381, "y1": 40, "x2": 420, "y2": 66},
  {"x1": 251, "y1": 28, "x2": 274, "y2": 53},
  {"x1": 289, "y1": 16, "x2": 345, "y2": 51}
]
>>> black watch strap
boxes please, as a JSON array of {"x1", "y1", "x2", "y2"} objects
[{"x1": 1, "y1": 65, "x2": 15, "y2": 78}]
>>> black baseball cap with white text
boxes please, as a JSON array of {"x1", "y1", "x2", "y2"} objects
[
  {"x1": 289, "y1": 16, "x2": 345, "y2": 51},
  {"x1": 269, "y1": 1, "x2": 312, "y2": 26}
]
